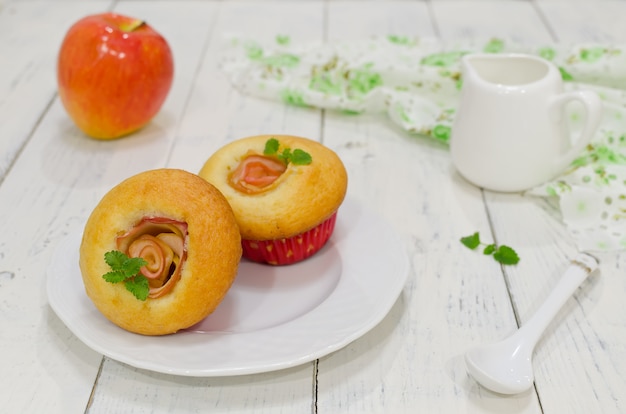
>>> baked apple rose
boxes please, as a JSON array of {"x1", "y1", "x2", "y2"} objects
[
  {"x1": 229, "y1": 137, "x2": 311, "y2": 193},
  {"x1": 102, "y1": 217, "x2": 188, "y2": 300}
]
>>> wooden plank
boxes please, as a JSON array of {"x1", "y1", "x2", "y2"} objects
[
  {"x1": 316, "y1": 1, "x2": 542, "y2": 413},
  {"x1": 326, "y1": 0, "x2": 433, "y2": 42},
  {"x1": 537, "y1": 0, "x2": 626, "y2": 43},
  {"x1": 0, "y1": 0, "x2": 112, "y2": 180},
  {"x1": 0, "y1": 2, "x2": 117, "y2": 413},
  {"x1": 431, "y1": 0, "x2": 553, "y2": 43},
  {"x1": 168, "y1": 1, "x2": 325, "y2": 173},
  {"x1": 88, "y1": 1, "x2": 326, "y2": 413},
  {"x1": 508, "y1": 2, "x2": 626, "y2": 413},
  {"x1": 431, "y1": 3, "x2": 580, "y2": 414},
  {"x1": 0, "y1": 1, "x2": 222, "y2": 414},
  {"x1": 437, "y1": 1, "x2": 626, "y2": 413}
]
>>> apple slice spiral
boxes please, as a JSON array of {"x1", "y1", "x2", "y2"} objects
[{"x1": 116, "y1": 217, "x2": 188, "y2": 299}]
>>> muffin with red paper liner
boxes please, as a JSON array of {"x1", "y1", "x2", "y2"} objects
[
  {"x1": 79, "y1": 169, "x2": 242, "y2": 335},
  {"x1": 199, "y1": 134, "x2": 348, "y2": 265}
]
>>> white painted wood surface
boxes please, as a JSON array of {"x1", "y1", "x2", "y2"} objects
[{"x1": 0, "y1": 1, "x2": 624, "y2": 413}]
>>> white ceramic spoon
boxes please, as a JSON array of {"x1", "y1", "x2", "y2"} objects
[{"x1": 464, "y1": 253, "x2": 599, "y2": 394}]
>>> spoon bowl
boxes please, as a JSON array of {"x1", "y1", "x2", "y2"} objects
[
  {"x1": 465, "y1": 253, "x2": 599, "y2": 394},
  {"x1": 465, "y1": 335, "x2": 534, "y2": 394}
]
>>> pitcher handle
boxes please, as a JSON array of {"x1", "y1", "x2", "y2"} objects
[{"x1": 551, "y1": 90, "x2": 603, "y2": 171}]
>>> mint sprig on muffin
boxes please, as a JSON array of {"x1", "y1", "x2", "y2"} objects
[
  {"x1": 102, "y1": 250, "x2": 150, "y2": 300},
  {"x1": 264, "y1": 137, "x2": 312, "y2": 165}
]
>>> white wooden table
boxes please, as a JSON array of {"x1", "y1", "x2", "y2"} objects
[{"x1": 1, "y1": 0, "x2": 625, "y2": 413}]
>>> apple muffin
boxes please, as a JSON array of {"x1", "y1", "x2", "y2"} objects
[
  {"x1": 79, "y1": 169, "x2": 242, "y2": 335},
  {"x1": 198, "y1": 134, "x2": 348, "y2": 265}
]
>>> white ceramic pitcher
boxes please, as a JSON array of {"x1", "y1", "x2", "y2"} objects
[{"x1": 450, "y1": 53, "x2": 603, "y2": 192}]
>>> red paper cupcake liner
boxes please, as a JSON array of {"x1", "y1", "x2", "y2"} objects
[{"x1": 241, "y1": 212, "x2": 338, "y2": 265}]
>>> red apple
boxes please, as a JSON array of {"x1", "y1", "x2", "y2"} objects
[{"x1": 57, "y1": 13, "x2": 174, "y2": 140}]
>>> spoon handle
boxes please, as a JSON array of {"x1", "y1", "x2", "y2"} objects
[{"x1": 515, "y1": 253, "x2": 599, "y2": 349}]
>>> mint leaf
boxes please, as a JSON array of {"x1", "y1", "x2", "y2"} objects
[
  {"x1": 104, "y1": 250, "x2": 146, "y2": 277},
  {"x1": 122, "y1": 256, "x2": 146, "y2": 277},
  {"x1": 483, "y1": 244, "x2": 496, "y2": 255},
  {"x1": 460, "y1": 232, "x2": 480, "y2": 249},
  {"x1": 104, "y1": 250, "x2": 128, "y2": 270},
  {"x1": 264, "y1": 138, "x2": 280, "y2": 155},
  {"x1": 102, "y1": 270, "x2": 128, "y2": 283},
  {"x1": 493, "y1": 245, "x2": 520, "y2": 265},
  {"x1": 102, "y1": 251, "x2": 149, "y2": 301},
  {"x1": 124, "y1": 275, "x2": 150, "y2": 301},
  {"x1": 291, "y1": 148, "x2": 313, "y2": 165}
]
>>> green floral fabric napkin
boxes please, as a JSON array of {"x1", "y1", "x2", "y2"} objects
[{"x1": 220, "y1": 35, "x2": 626, "y2": 251}]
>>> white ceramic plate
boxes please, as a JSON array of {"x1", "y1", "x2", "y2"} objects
[{"x1": 47, "y1": 198, "x2": 408, "y2": 377}]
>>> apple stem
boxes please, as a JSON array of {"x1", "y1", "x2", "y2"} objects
[{"x1": 120, "y1": 19, "x2": 146, "y2": 32}]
